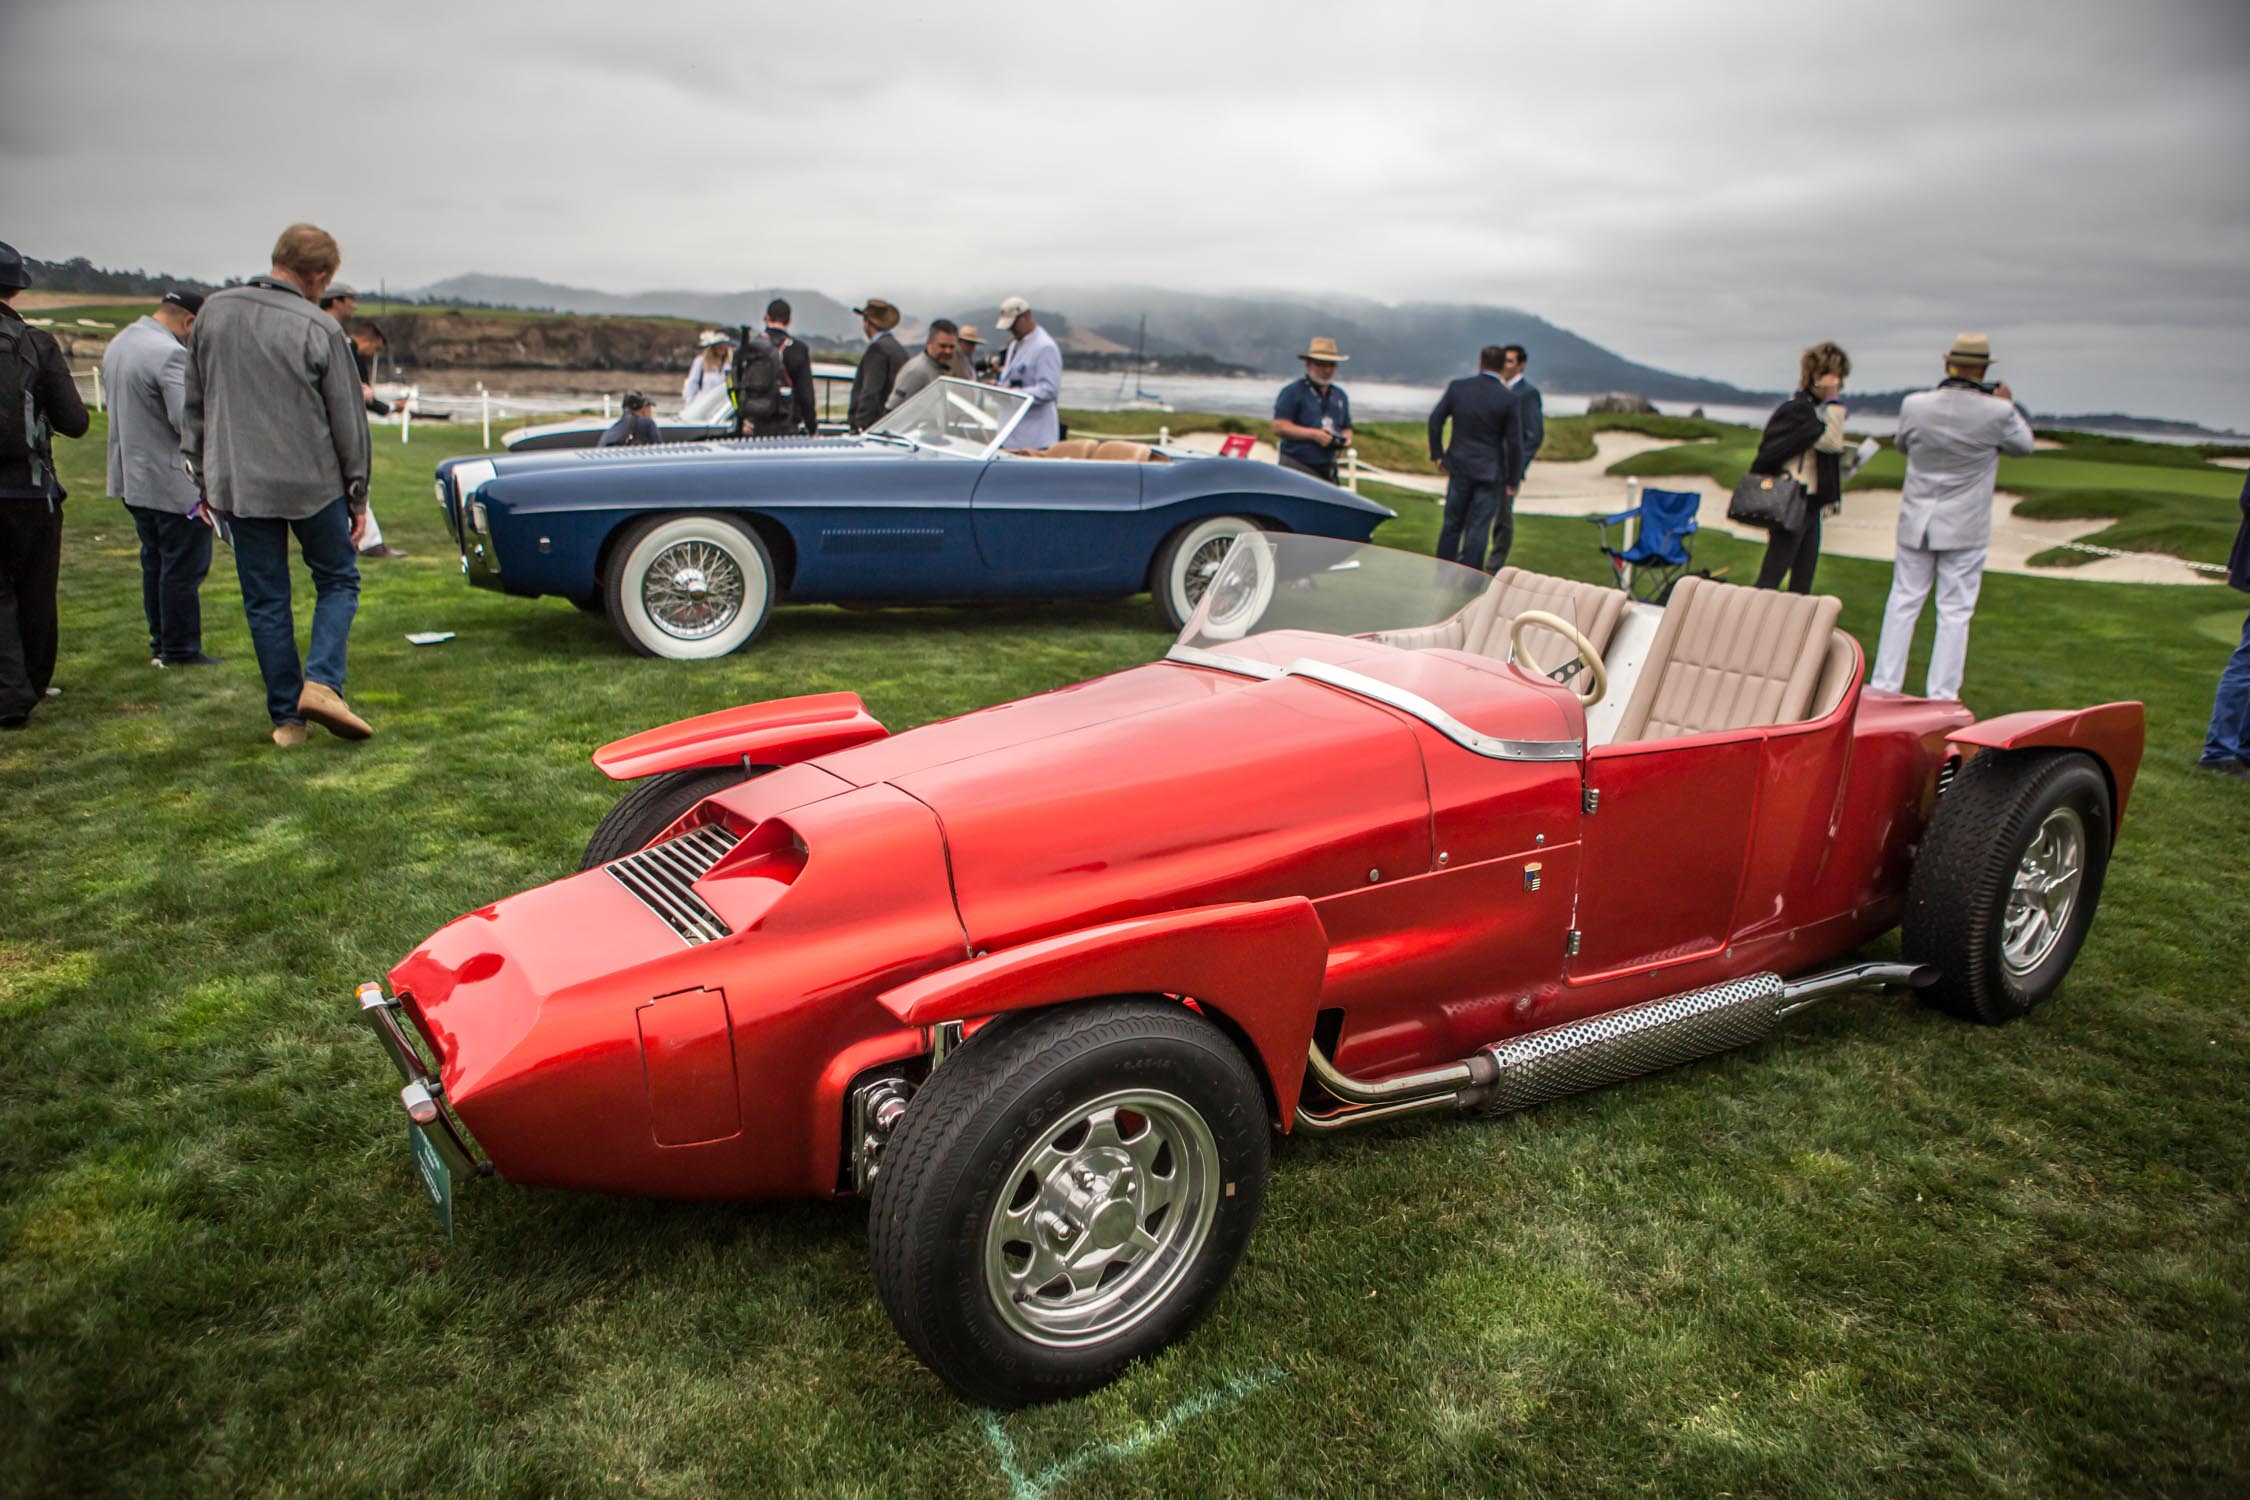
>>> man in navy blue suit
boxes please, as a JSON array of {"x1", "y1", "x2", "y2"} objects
[{"x1": 1427, "y1": 345, "x2": 1525, "y2": 571}]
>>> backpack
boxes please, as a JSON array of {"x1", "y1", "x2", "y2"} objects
[
  {"x1": 729, "y1": 332, "x2": 785, "y2": 425},
  {"x1": 0, "y1": 319, "x2": 53, "y2": 493}
]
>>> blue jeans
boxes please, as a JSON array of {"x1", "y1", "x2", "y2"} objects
[
  {"x1": 127, "y1": 505, "x2": 213, "y2": 661},
  {"x1": 231, "y1": 497, "x2": 360, "y2": 726},
  {"x1": 2203, "y1": 604, "x2": 2250, "y2": 766},
  {"x1": 1436, "y1": 472, "x2": 1506, "y2": 572}
]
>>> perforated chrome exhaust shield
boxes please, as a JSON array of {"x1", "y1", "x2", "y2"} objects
[{"x1": 1465, "y1": 974, "x2": 1786, "y2": 1115}]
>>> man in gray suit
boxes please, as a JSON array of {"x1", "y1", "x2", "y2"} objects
[
  {"x1": 1427, "y1": 345, "x2": 1525, "y2": 571},
  {"x1": 1870, "y1": 333, "x2": 2036, "y2": 701},
  {"x1": 104, "y1": 290, "x2": 219, "y2": 667}
]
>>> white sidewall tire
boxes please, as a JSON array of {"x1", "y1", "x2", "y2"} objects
[
  {"x1": 608, "y1": 514, "x2": 774, "y2": 659},
  {"x1": 1158, "y1": 515, "x2": 1263, "y2": 634}
]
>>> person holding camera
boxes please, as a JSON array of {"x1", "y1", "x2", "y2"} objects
[
  {"x1": 1748, "y1": 341, "x2": 1852, "y2": 593},
  {"x1": 1272, "y1": 337, "x2": 1353, "y2": 484},
  {"x1": 1869, "y1": 332, "x2": 2035, "y2": 701}
]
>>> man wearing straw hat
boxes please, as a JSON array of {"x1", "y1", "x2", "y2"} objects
[
  {"x1": 1869, "y1": 332, "x2": 2036, "y2": 701},
  {"x1": 1272, "y1": 336, "x2": 1354, "y2": 485},
  {"x1": 948, "y1": 325, "x2": 984, "y2": 380}
]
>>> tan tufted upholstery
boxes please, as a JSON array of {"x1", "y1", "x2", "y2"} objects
[
  {"x1": 1381, "y1": 566, "x2": 1627, "y2": 672},
  {"x1": 1608, "y1": 576, "x2": 1843, "y2": 743}
]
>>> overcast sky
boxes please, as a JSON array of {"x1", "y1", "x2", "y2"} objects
[{"x1": 7, "y1": 0, "x2": 2247, "y2": 424}]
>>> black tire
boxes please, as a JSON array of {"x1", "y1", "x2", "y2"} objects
[
  {"x1": 603, "y1": 513, "x2": 776, "y2": 659},
  {"x1": 1904, "y1": 750, "x2": 2112, "y2": 1024},
  {"x1": 868, "y1": 999, "x2": 1270, "y2": 1407},
  {"x1": 578, "y1": 765, "x2": 759, "y2": 870},
  {"x1": 1150, "y1": 514, "x2": 1262, "y2": 632}
]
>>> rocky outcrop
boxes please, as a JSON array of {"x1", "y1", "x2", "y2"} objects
[
  {"x1": 372, "y1": 311, "x2": 705, "y2": 372},
  {"x1": 1585, "y1": 391, "x2": 1659, "y2": 415}
]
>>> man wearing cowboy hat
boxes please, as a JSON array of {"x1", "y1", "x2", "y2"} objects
[
  {"x1": 995, "y1": 297, "x2": 1062, "y2": 449},
  {"x1": 1870, "y1": 332, "x2": 2036, "y2": 701},
  {"x1": 848, "y1": 299, "x2": 911, "y2": 432},
  {"x1": 1273, "y1": 337, "x2": 1354, "y2": 484}
]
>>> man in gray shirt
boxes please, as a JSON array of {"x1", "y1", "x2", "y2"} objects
[
  {"x1": 885, "y1": 319, "x2": 960, "y2": 412},
  {"x1": 1869, "y1": 332, "x2": 2036, "y2": 701},
  {"x1": 183, "y1": 223, "x2": 374, "y2": 746},
  {"x1": 105, "y1": 290, "x2": 220, "y2": 668}
]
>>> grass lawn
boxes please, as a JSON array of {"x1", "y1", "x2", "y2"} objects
[{"x1": 4, "y1": 417, "x2": 2247, "y2": 1498}]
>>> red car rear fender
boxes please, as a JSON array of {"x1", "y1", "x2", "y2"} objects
[
  {"x1": 591, "y1": 691, "x2": 889, "y2": 781},
  {"x1": 1945, "y1": 700, "x2": 2146, "y2": 834},
  {"x1": 878, "y1": 897, "x2": 1331, "y2": 1122}
]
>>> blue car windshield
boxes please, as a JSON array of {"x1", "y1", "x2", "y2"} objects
[{"x1": 868, "y1": 379, "x2": 1030, "y2": 457}]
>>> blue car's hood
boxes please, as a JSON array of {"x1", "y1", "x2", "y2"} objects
[{"x1": 437, "y1": 434, "x2": 903, "y2": 486}]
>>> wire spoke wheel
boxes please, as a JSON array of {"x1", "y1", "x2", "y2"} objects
[
  {"x1": 641, "y1": 540, "x2": 746, "y2": 640},
  {"x1": 982, "y1": 1089, "x2": 1219, "y2": 1347}
]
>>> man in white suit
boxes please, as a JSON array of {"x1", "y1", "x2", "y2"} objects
[{"x1": 1870, "y1": 332, "x2": 2035, "y2": 701}]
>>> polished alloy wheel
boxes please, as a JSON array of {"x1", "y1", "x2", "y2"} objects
[
  {"x1": 641, "y1": 540, "x2": 745, "y2": 640},
  {"x1": 2001, "y1": 805, "x2": 2086, "y2": 975},
  {"x1": 982, "y1": 1088, "x2": 1219, "y2": 1348}
]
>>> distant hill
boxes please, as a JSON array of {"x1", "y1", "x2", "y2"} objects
[
  {"x1": 408, "y1": 274, "x2": 864, "y2": 342},
  {"x1": 914, "y1": 284, "x2": 1768, "y2": 404}
]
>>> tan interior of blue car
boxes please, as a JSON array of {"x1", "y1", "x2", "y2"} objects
[
  {"x1": 1384, "y1": 567, "x2": 1854, "y2": 746},
  {"x1": 1010, "y1": 439, "x2": 1171, "y2": 462}
]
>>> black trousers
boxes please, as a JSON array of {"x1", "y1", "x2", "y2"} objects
[
  {"x1": 1436, "y1": 472, "x2": 1508, "y2": 571},
  {"x1": 1754, "y1": 510, "x2": 1823, "y2": 593},
  {"x1": 1278, "y1": 452, "x2": 1340, "y2": 485},
  {"x1": 0, "y1": 500, "x2": 63, "y2": 723},
  {"x1": 127, "y1": 504, "x2": 213, "y2": 661}
]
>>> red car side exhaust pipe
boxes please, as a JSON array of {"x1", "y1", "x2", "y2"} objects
[{"x1": 1294, "y1": 962, "x2": 1933, "y2": 1132}]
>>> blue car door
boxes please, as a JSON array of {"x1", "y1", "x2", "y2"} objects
[{"x1": 969, "y1": 457, "x2": 1148, "y2": 593}]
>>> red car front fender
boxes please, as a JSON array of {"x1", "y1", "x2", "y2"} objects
[
  {"x1": 1946, "y1": 700, "x2": 2146, "y2": 834},
  {"x1": 879, "y1": 897, "x2": 1332, "y2": 1123},
  {"x1": 591, "y1": 691, "x2": 889, "y2": 781}
]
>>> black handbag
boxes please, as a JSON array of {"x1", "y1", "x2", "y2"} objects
[{"x1": 1727, "y1": 470, "x2": 1808, "y2": 533}]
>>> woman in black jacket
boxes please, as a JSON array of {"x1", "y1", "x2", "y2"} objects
[{"x1": 1749, "y1": 341, "x2": 1851, "y2": 592}]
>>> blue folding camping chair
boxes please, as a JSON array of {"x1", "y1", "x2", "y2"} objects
[{"x1": 1590, "y1": 485, "x2": 1702, "y2": 603}]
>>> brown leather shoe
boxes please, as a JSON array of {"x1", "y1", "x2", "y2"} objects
[
  {"x1": 297, "y1": 681, "x2": 373, "y2": 740},
  {"x1": 272, "y1": 721, "x2": 310, "y2": 748}
]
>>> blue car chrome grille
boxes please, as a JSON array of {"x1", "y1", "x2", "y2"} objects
[{"x1": 606, "y1": 825, "x2": 740, "y2": 944}]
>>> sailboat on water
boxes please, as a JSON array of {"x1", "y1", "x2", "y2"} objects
[{"x1": 1115, "y1": 314, "x2": 1172, "y2": 412}]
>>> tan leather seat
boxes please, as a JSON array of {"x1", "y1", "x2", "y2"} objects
[
  {"x1": 1609, "y1": 577, "x2": 1842, "y2": 743},
  {"x1": 1381, "y1": 566, "x2": 1627, "y2": 672},
  {"x1": 1092, "y1": 440, "x2": 1157, "y2": 462},
  {"x1": 1027, "y1": 438, "x2": 1103, "y2": 460}
]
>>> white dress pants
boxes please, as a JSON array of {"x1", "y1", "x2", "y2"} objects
[{"x1": 1871, "y1": 539, "x2": 1987, "y2": 700}]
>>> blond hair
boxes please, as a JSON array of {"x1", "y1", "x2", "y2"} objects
[
  {"x1": 1798, "y1": 340, "x2": 1852, "y2": 391},
  {"x1": 271, "y1": 223, "x2": 341, "y2": 280}
]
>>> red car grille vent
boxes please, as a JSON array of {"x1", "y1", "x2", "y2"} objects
[{"x1": 606, "y1": 825, "x2": 740, "y2": 945}]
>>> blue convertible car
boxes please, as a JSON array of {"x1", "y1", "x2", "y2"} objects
[{"x1": 433, "y1": 379, "x2": 1393, "y2": 657}]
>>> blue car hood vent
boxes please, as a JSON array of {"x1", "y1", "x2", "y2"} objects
[{"x1": 569, "y1": 435, "x2": 866, "y2": 462}]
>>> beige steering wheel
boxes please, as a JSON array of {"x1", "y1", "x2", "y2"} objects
[{"x1": 1508, "y1": 610, "x2": 1609, "y2": 707}]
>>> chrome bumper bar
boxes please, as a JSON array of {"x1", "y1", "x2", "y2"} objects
[{"x1": 357, "y1": 981, "x2": 487, "y2": 1176}]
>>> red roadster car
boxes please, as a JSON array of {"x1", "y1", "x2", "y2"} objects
[{"x1": 359, "y1": 534, "x2": 2143, "y2": 1406}]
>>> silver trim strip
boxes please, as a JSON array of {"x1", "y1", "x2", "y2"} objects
[
  {"x1": 1284, "y1": 658, "x2": 1583, "y2": 762},
  {"x1": 1164, "y1": 644, "x2": 1283, "y2": 679},
  {"x1": 1162, "y1": 647, "x2": 1583, "y2": 761}
]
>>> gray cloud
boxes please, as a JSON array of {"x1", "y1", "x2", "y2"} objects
[{"x1": 6, "y1": 0, "x2": 2247, "y2": 424}]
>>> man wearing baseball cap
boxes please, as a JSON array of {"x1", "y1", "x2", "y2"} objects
[
  {"x1": 847, "y1": 299, "x2": 911, "y2": 432},
  {"x1": 0, "y1": 240, "x2": 92, "y2": 730},
  {"x1": 598, "y1": 391, "x2": 661, "y2": 447},
  {"x1": 994, "y1": 296, "x2": 1062, "y2": 450},
  {"x1": 104, "y1": 289, "x2": 221, "y2": 668},
  {"x1": 1869, "y1": 333, "x2": 2036, "y2": 701}
]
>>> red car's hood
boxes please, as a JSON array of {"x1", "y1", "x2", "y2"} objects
[{"x1": 818, "y1": 655, "x2": 1438, "y2": 952}]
